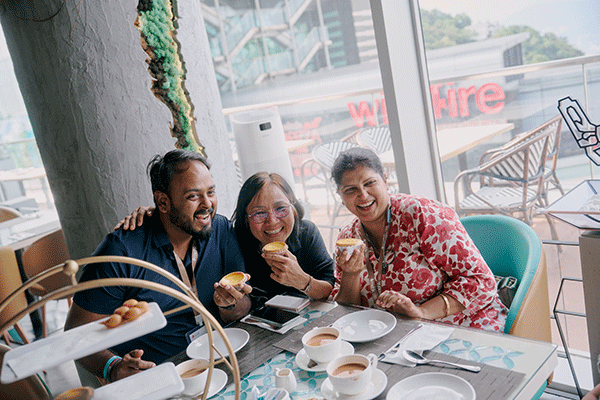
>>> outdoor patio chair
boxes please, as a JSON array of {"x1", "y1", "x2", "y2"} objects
[
  {"x1": 0, "y1": 158, "x2": 39, "y2": 213},
  {"x1": 21, "y1": 229, "x2": 72, "y2": 338},
  {"x1": 300, "y1": 141, "x2": 359, "y2": 219},
  {"x1": 478, "y1": 116, "x2": 563, "y2": 206},
  {"x1": 453, "y1": 122, "x2": 553, "y2": 225},
  {"x1": 355, "y1": 125, "x2": 399, "y2": 193},
  {"x1": 356, "y1": 126, "x2": 392, "y2": 153},
  {"x1": 461, "y1": 214, "x2": 552, "y2": 398}
]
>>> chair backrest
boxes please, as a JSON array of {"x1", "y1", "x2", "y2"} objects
[
  {"x1": 460, "y1": 215, "x2": 552, "y2": 342},
  {"x1": 0, "y1": 344, "x2": 51, "y2": 400},
  {"x1": 479, "y1": 117, "x2": 562, "y2": 191},
  {"x1": 22, "y1": 230, "x2": 72, "y2": 294},
  {"x1": 482, "y1": 125, "x2": 553, "y2": 186},
  {"x1": 0, "y1": 158, "x2": 27, "y2": 202},
  {"x1": 0, "y1": 247, "x2": 29, "y2": 332},
  {"x1": 543, "y1": 116, "x2": 563, "y2": 172},
  {"x1": 312, "y1": 141, "x2": 359, "y2": 170},
  {"x1": 357, "y1": 126, "x2": 392, "y2": 154},
  {"x1": 0, "y1": 205, "x2": 22, "y2": 222}
]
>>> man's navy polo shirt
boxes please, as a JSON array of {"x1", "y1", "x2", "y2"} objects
[{"x1": 73, "y1": 213, "x2": 245, "y2": 363}]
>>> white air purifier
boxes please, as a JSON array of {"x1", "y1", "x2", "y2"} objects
[{"x1": 231, "y1": 108, "x2": 295, "y2": 186}]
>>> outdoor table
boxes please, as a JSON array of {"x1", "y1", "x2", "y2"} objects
[
  {"x1": 169, "y1": 301, "x2": 557, "y2": 400},
  {"x1": 379, "y1": 123, "x2": 514, "y2": 167},
  {"x1": 0, "y1": 167, "x2": 53, "y2": 208},
  {"x1": 0, "y1": 209, "x2": 61, "y2": 251}
]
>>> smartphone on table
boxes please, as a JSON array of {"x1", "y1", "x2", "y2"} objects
[{"x1": 249, "y1": 305, "x2": 301, "y2": 328}]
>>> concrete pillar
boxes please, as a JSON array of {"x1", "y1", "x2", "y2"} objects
[{"x1": 0, "y1": 0, "x2": 239, "y2": 258}]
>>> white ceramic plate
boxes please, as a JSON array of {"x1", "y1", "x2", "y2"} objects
[
  {"x1": 332, "y1": 309, "x2": 397, "y2": 342},
  {"x1": 386, "y1": 372, "x2": 476, "y2": 400},
  {"x1": 295, "y1": 341, "x2": 354, "y2": 372},
  {"x1": 321, "y1": 368, "x2": 387, "y2": 400},
  {"x1": 186, "y1": 328, "x2": 250, "y2": 360},
  {"x1": 92, "y1": 362, "x2": 183, "y2": 400},
  {"x1": 1, "y1": 302, "x2": 166, "y2": 384}
]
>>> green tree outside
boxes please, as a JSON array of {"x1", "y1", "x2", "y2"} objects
[
  {"x1": 420, "y1": 10, "x2": 477, "y2": 50},
  {"x1": 419, "y1": 9, "x2": 584, "y2": 63},
  {"x1": 493, "y1": 25, "x2": 584, "y2": 63}
]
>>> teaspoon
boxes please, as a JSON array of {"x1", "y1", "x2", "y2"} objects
[{"x1": 402, "y1": 350, "x2": 481, "y2": 372}]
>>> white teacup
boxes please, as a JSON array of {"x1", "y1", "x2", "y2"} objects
[
  {"x1": 302, "y1": 326, "x2": 342, "y2": 364},
  {"x1": 176, "y1": 359, "x2": 210, "y2": 396},
  {"x1": 326, "y1": 354, "x2": 378, "y2": 396}
]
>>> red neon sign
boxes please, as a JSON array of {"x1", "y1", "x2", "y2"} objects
[{"x1": 348, "y1": 83, "x2": 505, "y2": 127}]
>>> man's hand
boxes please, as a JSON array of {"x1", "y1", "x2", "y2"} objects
[
  {"x1": 113, "y1": 206, "x2": 155, "y2": 231},
  {"x1": 111, "y1": 349, "x2": 155, "y2": 381},
  {"x1": 213, "y1": 273, "x2": 252, "y2": 308}
]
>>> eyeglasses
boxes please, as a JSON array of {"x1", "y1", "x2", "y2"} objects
[{"x1": 248, "y1": 204, "x2": 292, "y2": 224}]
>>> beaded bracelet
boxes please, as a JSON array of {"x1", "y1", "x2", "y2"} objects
[{"x1": 103, "y1": 355, "x2": 122, "y2": 382}]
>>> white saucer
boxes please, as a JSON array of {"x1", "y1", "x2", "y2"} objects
[
  {"x1": 295, "y1": 341, "x2": 354, "y2": 372},
  {"x1": 186, "y1": 369, "x2": 228, "y2": 399},
  {"x1": 332, "y1": 309, "x2": 396, "y2": 342},
  {"x1": 386, "y1": 372, "x2": 476, "y2": 400},
  {"x1": 321, "y1": 368, "x2": 387, "y2": 400},
  {"x1": 186, "y1": 328, "x2": 249, "y2": 360}
]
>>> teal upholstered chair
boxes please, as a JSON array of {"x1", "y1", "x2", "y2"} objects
[{"x1": 461, "y1": 215, "x2": 552, "y2": 399}]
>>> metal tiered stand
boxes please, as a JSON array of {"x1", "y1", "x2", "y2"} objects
[{"x1": 0, "y1": 255, "x2": 242, "y2": 400}]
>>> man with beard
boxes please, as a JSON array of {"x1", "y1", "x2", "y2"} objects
[{"x1": 65, "y1": 149, "x2": 250, "y2": 383}]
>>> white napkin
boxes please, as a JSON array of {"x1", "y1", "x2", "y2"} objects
[{"x1": 382, "y1": 324, "x2": 454, "y2": 367}]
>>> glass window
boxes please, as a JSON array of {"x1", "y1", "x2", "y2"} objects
[
  {"x1": 417, "y1": 0, "x2": 600, "y2": 390},
  {"x1": 207, "y1": 0, "x2": 386, "y2": 247},
  {"x1": 0, "y1": 27, "x2": 49, "y2": 208}
]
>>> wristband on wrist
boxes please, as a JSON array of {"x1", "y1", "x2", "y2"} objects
[
  {"x1": 301, "y1": 275, "x2": 312, "y2": 294},
  {"x1": 103, "y1": 355, "x2": 122, "y2": 382}
]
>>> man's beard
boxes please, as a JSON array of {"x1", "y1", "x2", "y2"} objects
[{"x1": 170, "y1": 208, "x2": 214, "y2": 240}]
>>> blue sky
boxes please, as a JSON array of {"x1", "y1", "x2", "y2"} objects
[{"x1": 419, "y1": 0, "x2": 600, "y2": 55}]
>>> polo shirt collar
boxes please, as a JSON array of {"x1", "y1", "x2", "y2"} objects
[{"x1": 148, "y1": 213, "x2": 175, "y2": 251}]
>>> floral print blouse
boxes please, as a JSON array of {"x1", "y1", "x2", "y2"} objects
[{"x1": 331, "y1": 194, "x2": 507, "y2": 332}]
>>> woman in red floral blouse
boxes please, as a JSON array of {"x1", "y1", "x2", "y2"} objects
[{"x1": 330, "y1": 147, "x2": 507, "y2": 331}]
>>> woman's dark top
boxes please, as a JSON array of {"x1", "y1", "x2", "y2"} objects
[{"x1": 239, "y1": 219, "x2": 335, "y2": 298}]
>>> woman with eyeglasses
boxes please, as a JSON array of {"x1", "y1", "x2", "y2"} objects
[
  {"x1": 331, "y1": 147, "x2": 507, "y2": 331},
  {"x1": 231, "y1": 171, "x2": 334, "y2": 300},
  {"x1": 115, "y1": 172, "x2": 334, "y2": 300}
]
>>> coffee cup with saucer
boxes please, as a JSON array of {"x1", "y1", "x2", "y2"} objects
[
  {"x1": 296, "y1": 326, "x2": 354, "y2": 371},
  {"x1": 175, "y1": 360, "x2": 228, "y2": 398},
  {"x1": 321, "y1": 354, "x2": 387, "y2": 400}
]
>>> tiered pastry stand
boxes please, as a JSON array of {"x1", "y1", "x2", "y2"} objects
[{"x1": 0, "y1": 255, "x2": 242, "y2": 400}]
